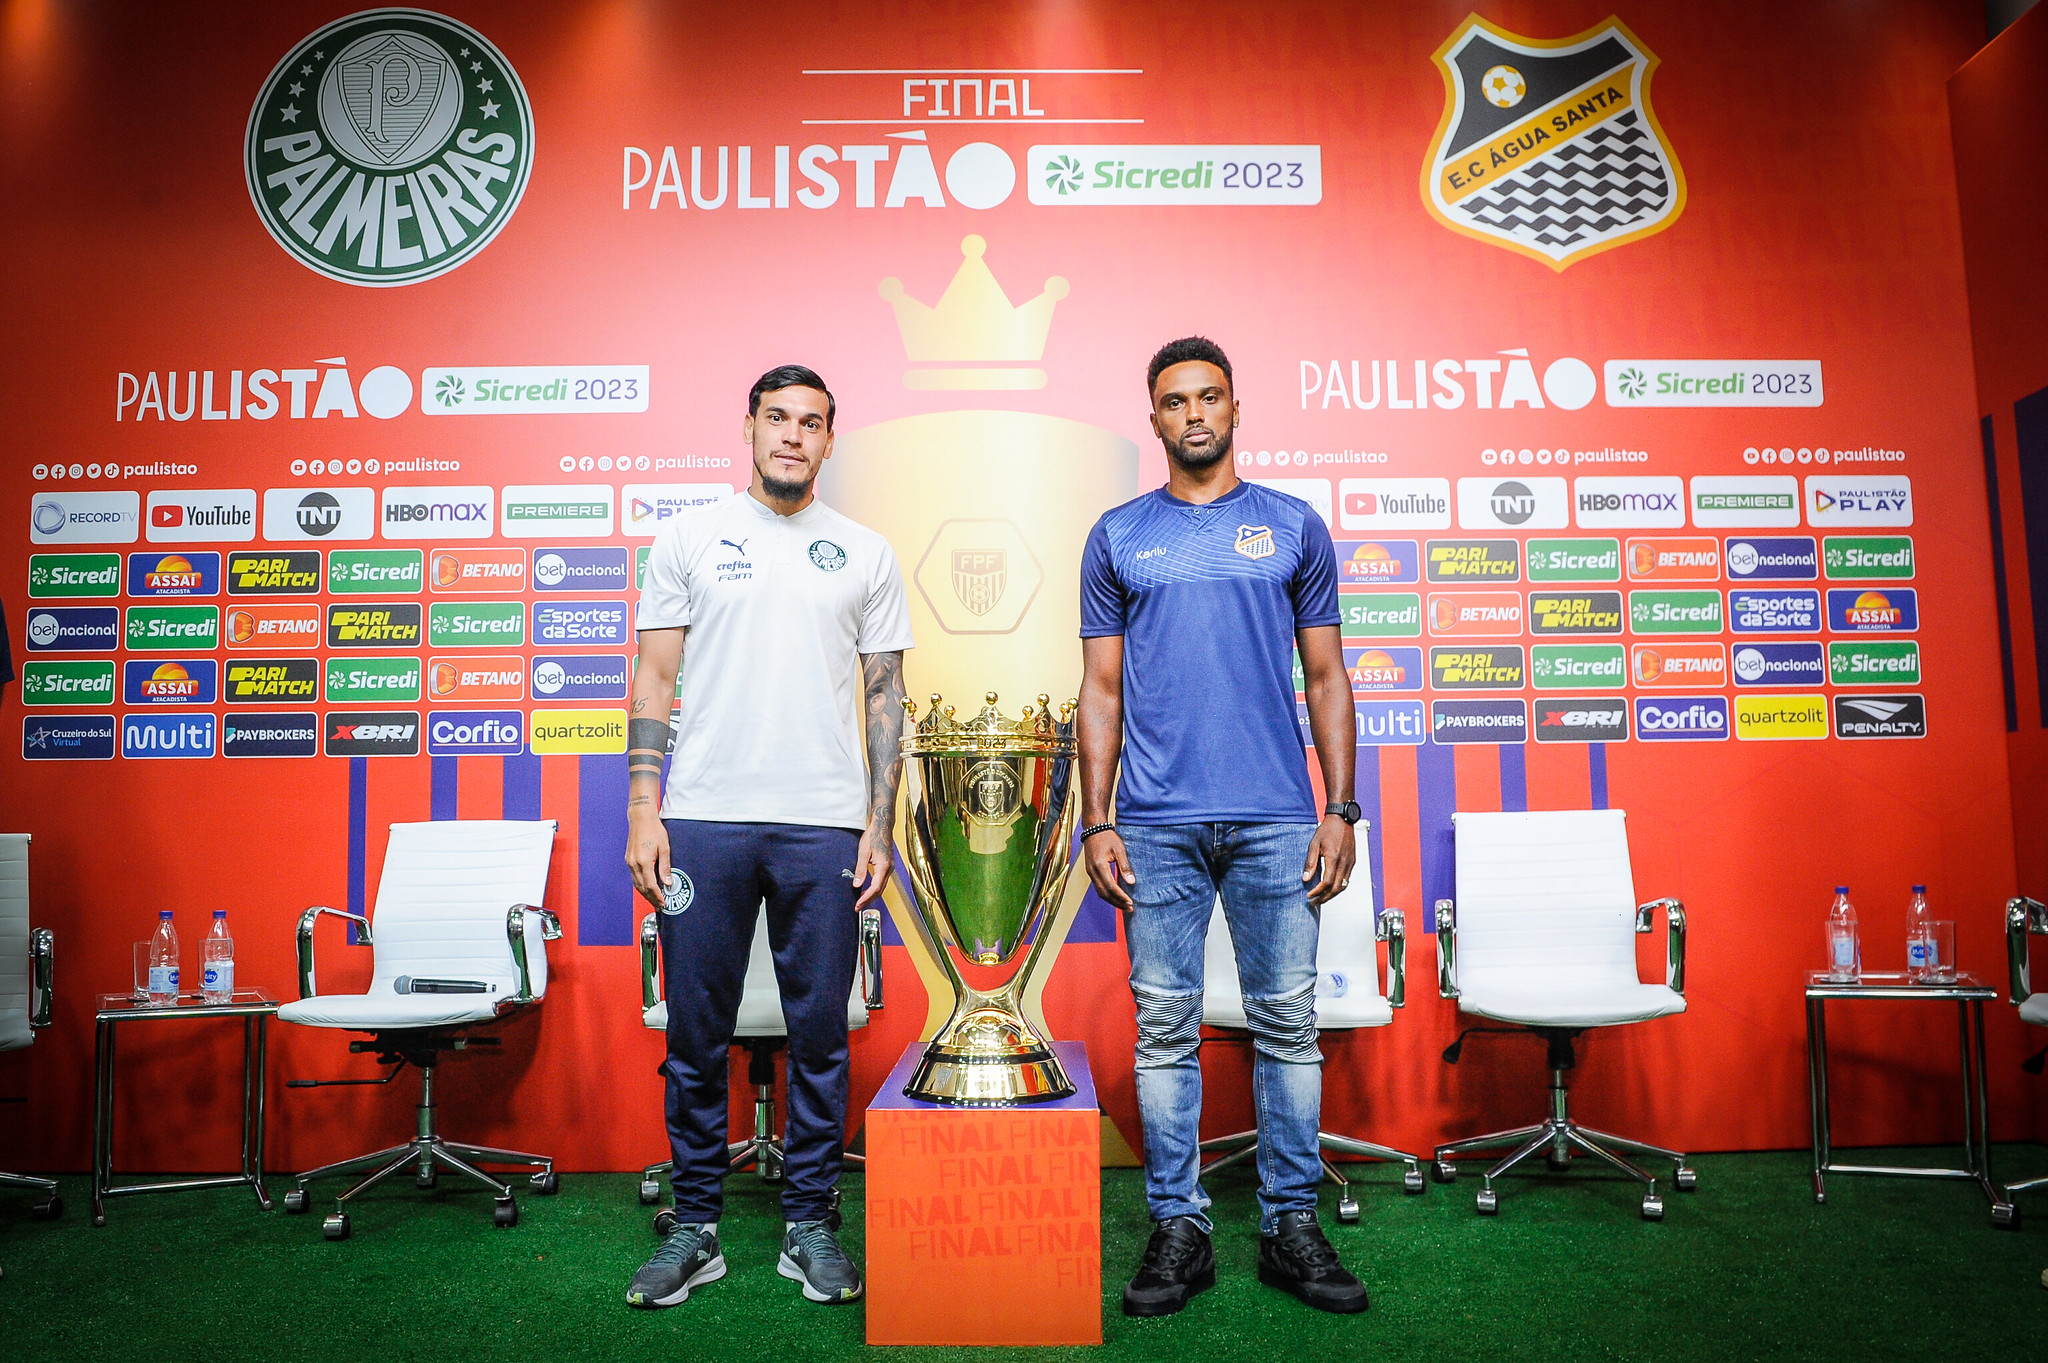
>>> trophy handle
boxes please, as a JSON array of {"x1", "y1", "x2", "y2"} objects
[{"x1": 1005, "y1": 777, "x2": 1085, "y2": 1028}]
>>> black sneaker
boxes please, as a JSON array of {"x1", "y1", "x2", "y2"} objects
[
  {"x1": 625, "y1": 1222, "x2": 725, "y2": 1309},
  {"x1": 1257, "y1": 1209, "x2": 1368, "y2": 1313},
  {"x1": 1121, "y1": 1215, "x2": 1216, "y2": 1317},
  {"x1": 779, "y1": 1219, "x2": 864, "y2": 1303}
]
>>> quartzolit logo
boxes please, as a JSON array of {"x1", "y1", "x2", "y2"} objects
[{"x1": 246, "y1": 10, "x2": 534, "y2": 286}]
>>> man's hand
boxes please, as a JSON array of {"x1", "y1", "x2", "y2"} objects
[
  {"x1": 851, "y1": 825, "x2": 895, "y2": 910},
  {"x1": 1084, "y1": 829, "x2": 1138, "y2": 912},
  {"x1": 1301, "y1": 815, "x2": 1356, "y2": 906},
  {"x1": 626, "y1": 807, "x2": 671, "y2": 909}
]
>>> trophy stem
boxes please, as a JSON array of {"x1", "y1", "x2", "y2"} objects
[{"x1": 905, "y1": 974, "x2": 1076, "y2": 1107}]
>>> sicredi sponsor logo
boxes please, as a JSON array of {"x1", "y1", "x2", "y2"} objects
[
  {"x1": 622, "y1": 484, "x2": 731, "y2": 536},
  {"x1": 1337, "y1": 479, "x2": 1450, "y2": 531},
  {"x1": 502, "y1": 484, "x2": 614, "y2": 538},
  {"x1": 1689, "y1": 476, "x2": 1800, "y2": 528},
  {"x1": 1729, "y1": 588, "x2": 1821, "y2": 634},
  {"x1": 380, "y1": 486, "x2": 494, "y2": 540},
  {"x1": 226, "y1": 551, "x2": 322, "y2": 595},
  {"x1": 1572, "y1": 477, "x2": 1685, "y2": 529},
  {"x1": 122, "y1": 659, "x2": 218, "y2": 705},
  {"x1": 328, "y1": 549, "x2": 424, "y2": 593},
  {"x1": 1424, "y1": 539, "x2": 1519, "y2": 583},
  {"x1": 1823, "y1": 535, "x2": 1913, "y2": 580},
  {"x1": 30, "y1": 491, "x2": 141, "y2": 544},
  {"x1": 145, "y1": 489, "x2": 256, "y2": 543},
  {"x1": 29, "y1": 553, "x2": 121, "y2": 598},
  {"x1": 23, "y1": 715, "x2": 115, "y2": 760},
  {"x1": 1343, "y1": 646, "x2": 1422, "y2": 694},
  {"x1": 126, "y1": 552, "x2": 221, "y2": 598},
  {"x1": 20, "y1": 661, "x2": 116, "y2": 706},
  {"x1": 125, "y1": 605, "x2": 219, "y2": 651},
  {"x1": 222, "y1": 712, "x2": 319, "y2": 758},
  {"x1": 324, "y1": 711, "x2": 422, "y2": 757},
  {"x1": 1456, "y1": 477, "x2": 1567, "y2": 531},
  {"x1": 1532, "y1": 697, "x2": 1628, "y2": 742},
  {"x1": 1629, "y1": 590, "x2": 1722, "y2": 634},
  {"x1": 1430, "y1": 698, "x2": 1527, "y2": 744},
  {"x1": 25, "y1": 606, "x2": 119, "y2": 652},
  {"x1": 1632, "y1": 644, "x2": 1725, "y2": 687},
  {"x1": 429, "y1": 601, "x2": 524, "y2": 648},
  {"x1": 224, "y1": 658, "x2": 319, "y2": 703},
  {"x1": 1339, "y1": 592, "x2": 1421, "y2": 638},
  {"x1": 225, "y1": 604, "x2": 322, "y2": 648},
  {"x1": 1429, "y1": 646, "x2": 1524, "y2": 690},
  {"x1": 1527, "y1": 592, "x2": 1624, "y2": 635},
  {"x1": 1832, "y1": 693, "x2": 1926, "y2": 738},
  {"x1": 429, "y1": 655, "x2": 526, "y2": 701},
  {"x1": 1297, "y1": 700, "x2": 1427, "y2": 747},
  {"x1": 1333, "y1": 540, "x2": 1419, "y2": 584},
  {"x1": 528, "y1": 708, "x2": 627, "y2": 754},
  {"x1": 1603, "y1": 360, "x2": 1823, "y2": 407},
  {"x1": 1027, "y1": 145, "x2": 1323, "y2": 205},
  {"x1": 1725, "y1": 536, "x2": 1818, "y2": 580},
  {"x1": 1829, "y1": 640, "x2": 1920, "y2": 686},
  {"x1": 325, "y1": 602, "x2": 423, "y2": 648},
  {"x1": 422, "y1": 366, "x2": 649, "y2": 414},
  {"x1": 427, "y1": 709, "x2": 526, "y2": 756},
  {"x1": 1806, "y1": 476, "x2": 1912, "y2": 527},
  {"x1": 1633, "y1": 695, "x2": 1729, "y2": 741},
  {"x1": 261, "y1": 487, "x2": 374, "y2": 542},
  {"x1": 1530, "y1": 644, "x2": 1626, "y2": 688},
  {"x1": 123, "y1": 713, "x2": 216, "y2": 758},
  {"x1": 532, "y1": 546, "x2": 631, "y2": 592},
  {"x1": 1526, "y1": 539, "x2": 1620, "y2": 582},
  {"x1": 1427, "y1": 592, "x2": 1522, "y2": 637},
  {"x1": 325, "y1": 656, "x2": 423, "y2": 703},
  {"x1": 532, "y1": 600, "x2": 630, "y2": 646},
  {"x1": 1827, "y1": 588, "x2": 1918, "y2": 633},
  {"x1": 431, "y1": 547, "x2": 526, "y2": 591},
  {"x1": 1734, "y1": 693, "x2": 1828, "y2": 741},
  {"x1": 1625, "y1": 537, "x2": 1719, "y2": 581},
  {"x1": 1733, "y1": 643, "x2": 1826, "y2": 687},
  {"x1": 530, "y1": 654, "x2": 630, "y2": 700}
]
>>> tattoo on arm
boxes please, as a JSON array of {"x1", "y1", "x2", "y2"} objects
[
  {"x1": 861, "y1": 651, "x2": 908, "y2": 836},
  {"x1": 627, "y1": 716, "x2": 673, "y2": 779}
]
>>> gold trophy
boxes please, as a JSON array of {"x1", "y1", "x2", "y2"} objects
[{"x1": 898, "y1": 691, "x2": 1083, "y2": 1105}]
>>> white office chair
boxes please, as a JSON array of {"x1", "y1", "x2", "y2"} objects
[
  {"x1": 277, "y1": 820, "x2": 560, "y2": 1240},
  {"x1": 638, "y1": 900, "x2": 882, "y2": 1234},
  {"x1": 1197, "y1": 850, "x2": 1425, "y2": 1222},
  {"x1": 1, "y1": 833, "x2": 60, "y2": 1273},
  {"x1": 2004, "y1": 895, "x2": 2047, "y2": 1204},
  {"x1": 1432, "y1": 809, "x2": 1695, "y2": 1219}
]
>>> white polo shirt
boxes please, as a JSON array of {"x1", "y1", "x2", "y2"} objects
[{"x1": 636, "y1": 490, "x2": 914, "y2": 829}]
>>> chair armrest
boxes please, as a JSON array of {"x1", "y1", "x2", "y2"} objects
[
  {"x1": 507, "y1": 903, "x2": 563, "y2": 1004},
  {"x1": 860, "y1": 905, "x2": 884, "y2": 1011},
  {"x1": 641, "y1": 912, "x2": 662, "y2": 1012},
  {"x1": 1376, "y1": 908, "x2": 1406, "y2": 1009},
  {"x1": 29, "y1": 928, "x2": 53, "y2": 1029},
  {"x1": 1435, "y1": 899, "x2": 1458, "y2": 999},
  {"x1": 296, "y1": 906, "x2": 372, "y2": 1000},
  {"x1": 1636, "y1": 897, "x2": 1686, "y2": 996},
  {"x1": 2008, "y1": 896, "x2": 2047, "y2": 1005}
]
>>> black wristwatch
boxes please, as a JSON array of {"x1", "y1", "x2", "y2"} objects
[{"x1": 1325, "y1": 800, "x2": 1361, "y2": 826}]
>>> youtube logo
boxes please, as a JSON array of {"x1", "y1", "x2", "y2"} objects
[
  {"x1": 152, "y1": 505, "x2": 185, "y2": 528},
  {"x1": 144, "y1": 490, "x2": 256, "y2": 544},
  {"x1": 1337, "y1": 478, "x2": 1451, "y2": 531}
]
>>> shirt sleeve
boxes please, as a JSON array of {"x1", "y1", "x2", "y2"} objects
[
  {"x1": 1078, "y1": 518, "x2": 1127, "y2": 638},
  {"x1": 857, "y1": 541, "x2": 916, "y2": 653},
  {"x1": 635, "y1": 523, "x2": 693, "y2": 630},
  {"x1": 1291, "y1": 505, "x2": 1341, "y2": 629}
]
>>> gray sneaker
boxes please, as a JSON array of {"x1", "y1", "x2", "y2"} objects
[
  {"x1": 778, "y1": 1219, "x2": 864, "y2": 1303},
  {"x1": 626, "y1": 1222, "x2": 725, "y2": 1309}
]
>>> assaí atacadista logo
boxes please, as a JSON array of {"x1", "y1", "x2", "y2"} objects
[{"x1": 245, "y1": 9, "x2": 534, "y2": 286}]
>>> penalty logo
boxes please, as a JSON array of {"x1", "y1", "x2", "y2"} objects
[
  {"x1": 246, "y1": 9, "x2": 535, "y2": 286},
  {"x1": 1421, "y1": 15, "x2": 1684, "y2": 270}
]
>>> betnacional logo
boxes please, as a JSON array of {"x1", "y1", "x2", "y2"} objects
[
  {"x1": 1732, "y1": 643, "x2": 1826, "y2": 688},
  {"x1": 261, "y1": 488, "x2": 375, "y2": 542},
  {"x1": 20, "y1": 660, "x2": 117, "y2": 706},
  {"x1": 1729, "y1": 588, "x2": 1821, "y2": 634},
  {"x1": 1422, "y1": 15, "x2": 1682, "y2": 269},
  {"x1": 431, "y1": 546, "x2": 526, "y2": 590},
  {"x1": 1532, "y1": 697, "x2": 1627, "y2": 742},
  {"x1": 427, "y1": 709, "x2": 525, "y2": 756},
  {"x1": 1828, "y1": 640, "x2": 1920, "y2": 686},
  {"x1": 1822, "y1": 535, "x2": 1913, "y2": 580},
  {"x1": 24, "y1": 606, "x2": 120, "y2": 652},
  {"x1": 1337, "y1": 479, "x2": 1451, "y2": 531},
  {"x1": 531, "y1": 600, "x2": 629, "y2": 646},
  {"x1": 1806, "y1": 477, "x2": 1913, "y2": 527},
  {"x1": 325, "y1": 602, "x2": 424, "y2": 647},
  {"x1": 325, "y1": 656, "x2": 424, "y2": 703},
  {"x1": 328, "y1": 548, "x2": 425, "y2": 593},
  {"x1": 22, "y1": 715, "x2": 116, "y2": 761},
  {"x1": 1690, "y1": 476, "x2": 1800, "y2": 529},
  {"x1": 1530, "y1": 643, "x2": 1625, "y2": 688},
  {"x1": 30, "y1": 491, "x2": 141, "y2": 544},
  {"x1": 222, "y1": 713, "x2": 320, "y2": 758},
  {"x1": 1341, "y1": 592, "x2": 1423, "y2": 639},
  {"x1": 1632, "y1": 644, "x2": 1725, "y2": 687},
  {"x1": 1344, "y1": 646, "x2": 1422, "y2": 694},
  {"x1": 1633, "y1": 695, "x2": 1729, "y2": 741},
  {"x1": 245, "y1": 9, "x2": 533, "y2": 286},
  {"x1": 1832, "y1": 693, "x2": 1926, "y2": 739},
  {"x1": 1333, "y1": 540, "x2": 1420, "y2": 583},
  {"x1": 125, "y1": 605, "x2": 220, "y2": 651},
  {"x1": 1430, "y1": 698, "x2": 1528, "y2": 744},
  {"x1": 380, "y1": 486, "x2": 494, "y2": 539},
  {"x1": 123, "y1": 659, "x2": 218, "y2": 705},
  {"x1": 145, "y1": 490, "x2": 256, "y2": 543},
  {"x1": 1725, "y1": 536, "x2": 1818, "y2": 580},
  {"x1": 1573, "y1": 477, "x2": 1685, "y2": 529},
  {"x1": 530, "y1": 654, "x2": 629, "y2": 700},
  {"x1": 1425, "y1": 539, "x2": 1520, "y2": 583},
  {"x1": 1733, "y1": 694, "x2": 1828, "y2": 741},
  {"x1": 1429, "y1": 645, "x2": 1525, "y2": 689},
  {"x1": 126, "y1": 552, "x2": 221, "y2": 598},
  {"x1": 1628, "y1": 590, "x2": 1722, "y2": 634},
  {"x1": 1233, "y1": 524, "x2": 1276, "y2": 560},
  {"x1": 528, "y1": 708, "x2": 628, "y2": 755},
  {"x1": 1526, "y1": 538, "x2": 1620, "y2": 582},
  {"x1": 502, "y1": 484, "x2": 616, "y2": 538},
  {"x1": 1526, "y1": 591, "x2": 1623, "y2": 635},
  {"x1": 1456, "y1": 477, "x2": 1567, "y2": 531},
  {"x1": 532, "y1": 546, "x2": 631, "y2": 592},
  {"x1": 227, "y1": 550, "x2": 323, "y2": 595},
  {"x1": 428, "y1": 600, "x2": 523, "y2": 647},
  {"x1": 123, "y1": 714, "x2": 216, "y2": 759},
  {"x1": 29, "y1": 553, "x2": 121, "y2": 598},
  {"x1": 1625, "y1": 538, "x2": 1719, "y2": 581},
  {"x1": 324, "y1": 711, "x2": 422, "y2": 757},
  {"x1": 225, "y1": 604, "x2": 323, "y2": 648},
  {"x1": 621, "y1": 484, "x2": 732, "y2": 536},
  {"x1": 1827, "y1": 588, "x2": 1918, "y2": 633},
  {"x1": 224, "y1": 658, "x2": 320, "y2": 703},
  {"x1": 428, "y1": 655, "x2": 523, "y2": 701}
]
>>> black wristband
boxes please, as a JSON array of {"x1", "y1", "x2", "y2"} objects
[{"x1": 1079, "y1": 822, "x2": 1117, "y2": 842}]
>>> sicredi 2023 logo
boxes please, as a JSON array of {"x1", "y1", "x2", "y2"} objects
[{"x1": 246, "y1": 10, "x2": 534, "y2": 286}]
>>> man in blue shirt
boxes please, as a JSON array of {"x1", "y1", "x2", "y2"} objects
[{"x1": 1078, "y1": 337, "x2": 1367, "y2": 1317}]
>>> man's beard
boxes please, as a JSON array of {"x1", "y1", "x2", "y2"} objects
[
  {"x1": 1165, "y1": 425, "x2": 1233, "y2": 472},
  {"x1": 758, "y1": 460, "x2": 816, "y2": 503}
]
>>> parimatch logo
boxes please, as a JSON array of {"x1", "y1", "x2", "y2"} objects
[{"x1": 245, "y1": 10, "x2": 534, "y2": 286}]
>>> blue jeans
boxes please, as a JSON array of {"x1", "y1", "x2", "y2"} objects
[{"x1": 1119, "y1": 822, "x2": 1323, "y2": 1235}]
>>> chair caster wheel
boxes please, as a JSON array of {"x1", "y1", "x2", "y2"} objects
[
  {"x1": 1641, "y1": 1195, "x2": 1664, "y2": 1221},
  {"x1": 414, "y1": 1171, "x2": 438, "y2": 1190},
  {"x1": 283, "y1": 1190, "x2": 309, "y2": 1214},
  {"x1": 639, "y1": 1180, "x2": 662, "y2": 1205},
  {"x1": 1337, "y1": 1196, "x2": 1360, "y2": 1224},
  {"x1": 1546, "y1": 1151, "x2": 1572, "y2": 1172},
  {"x1": 322, "y1": 1213, "x2": 351, "y2": 1241},
  {"x1": 531, "y1": 1171, "x2": 559, "y2": 1195},
  {"x1": 652, "y1": 1209, "x2": 678, "y2": 1237},
  {"x1": 1432, "y1": 1159, "x2": 1458, "y2": 1183},
  {"x1": 1404, "y1": 1166, "x2": 1426, "y2": 1195},
  {"x1": 1675, "y1": 1166, "x2": 1698, "y2": 1192},
  {"x1": 92, "y1": 1214, "x2": 106, "y2": 1228},
  {"x1": 1992, "y1": 1202, "x2": 2021, "y2": 1230},
  {"x1": 1475, "y1": 1188, "x2": 1498, "y2": 1215},
  {"x1": 31, "y1": 1195, "x2": 62, "y2": 1220},
  {"x1": 493, "y1": 1198, "x2": 518, "y2": 1229}
]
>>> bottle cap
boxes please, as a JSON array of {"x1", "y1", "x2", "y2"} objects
[
  {"x1": 1835, "y1": 886, "x2": 1848, "y2": 894},
  {"x1": 1911, "y1": 884, "x2": 1926, "y2": 893},
  {"x1": 159, "y1": 910, "x2": 172, "y2": 919},
  {"x1": 214, "y1": 908, "x2": 227, "y2": 917}
]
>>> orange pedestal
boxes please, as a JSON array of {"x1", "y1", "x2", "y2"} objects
[{"x1": 864, "y1": 1041, "x2": 1102, "y2": 1346}]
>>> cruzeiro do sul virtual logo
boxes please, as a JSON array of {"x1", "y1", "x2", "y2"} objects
[{"x1": 246, "y1": 9, "x2": 534, "y2": 285}]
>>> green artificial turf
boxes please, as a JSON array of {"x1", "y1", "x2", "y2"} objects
[{"x1": 1, "y1": 1150, "x2": 2044, "y2": 1361}]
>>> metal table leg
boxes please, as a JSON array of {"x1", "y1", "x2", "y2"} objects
[
  {"x1": 1973, "y1": 999, "x2": 2017, "y2": 1225},
  {"x1": 251, "y1": 1014, "x2": 271, "y2": 1209},
  {"x1": 1807, "y1": 996, "x2": 1830, "y2": 1204},
  {"x1": 92, "y1": 1018, "x2": 111, "y2": 1227}
]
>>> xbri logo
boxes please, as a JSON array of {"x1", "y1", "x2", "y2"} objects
[
  {"x1": 1832, "y1": 693, "x2": 1926, "y2": 739},
  {"x1": 1532, "y1": 697, "x2": 1627, "y2": 742},
  {"x1": 325, "y1": 711, "x2": 422, "y2": 757}
]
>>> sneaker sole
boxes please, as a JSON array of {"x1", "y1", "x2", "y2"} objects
[
  {"x1": 1257, "y1": 1262, "x2": 1368, "y2": 1314},
  {"x1": 627, "y1": 1253, "x2": 726, "y2": 1309},
  {"x1": 1121, "y1": 1265, "x2": 1215, "y2": 1317},
  {"x1": 778, "y1": 1250, "x2": 864, "y2": 1303}
]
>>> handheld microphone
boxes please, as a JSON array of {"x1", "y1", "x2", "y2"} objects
[{"x1": 394, "y1": 977, "x2": 491, "y2": 994}]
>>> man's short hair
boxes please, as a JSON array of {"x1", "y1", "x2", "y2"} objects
[
  {"x1": 748, "y1": 364, "x2": 835, "y2": 430},
  {"x1": 1146, "y1": 337, "x2": 1233, "y2": 400}
]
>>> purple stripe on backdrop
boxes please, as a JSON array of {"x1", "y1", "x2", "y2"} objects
[
  {"x1": 1415, "y1": 739, "x2": 1456, "y2": 933},
  {"x1": 1497, "y1": 743, "x2": 1526, "y2": 813},
  {"x1": 577, "y1": 753, "x2": 633, "y2": 946},
  {"x1": 501, "y1": 753, "x2": 542, "y2": 820},
  {"x1": 430, "y1": 756, "x2": 458, "y2": 821},
  {"x1": 1588, "y1": 743, "x2": 1608, "y2": 810},
  {"x1": 346, "y1": 756, "x2": 368, "y2": 944},
  {"x1": 1357, "y1": 744, "x2": 1385, "y2": 919}
]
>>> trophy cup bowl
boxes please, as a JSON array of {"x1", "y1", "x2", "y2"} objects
[{"x1": 899, "y1": 691, "x2": 1082, "y2": 1105}]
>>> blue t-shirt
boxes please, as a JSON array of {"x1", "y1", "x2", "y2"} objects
[{"x1": 1080, "y1": 481, "x2": 1341, "y2": 825}]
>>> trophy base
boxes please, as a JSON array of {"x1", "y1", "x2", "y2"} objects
[{"x1": 905, "y1": 1044, "x2": 1076, "y2": 1107}]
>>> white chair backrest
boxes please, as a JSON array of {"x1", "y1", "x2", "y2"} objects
[
  {"x1": 0, "y1": 834, "x2": 28, "y2": 1052},
  {"x1": 1202, "y1": 855, "x2": 1388, "y2": 1029},
  {"x1": 369, "y1": 821, "x2": 557, "y2": 998},
  {"x1": 1451, "y1": 809, "x2": 1638, "y2": 988},
  {"x1": 735, "y1": 903, "x2": 869, "y2": 1034}
]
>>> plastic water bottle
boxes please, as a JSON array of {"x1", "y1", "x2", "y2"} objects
[
  {"x1": 147, "y1": 910, "x2": 181, "y2": 1005},
  {"x1": 1825, "y1": 887, "x2": 1860, "y2": 983},
  {"x1": 202, "y1": 908, "x2": 234, "y2": 1005},
  {"x1": 1905, "y1": 885, "x2": 1931, "y2": 981}
]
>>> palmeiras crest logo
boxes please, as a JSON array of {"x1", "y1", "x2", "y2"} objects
[
  {"x1": 1421, "y1": 16, "x2": 1684, "y2": 270},
  {"x1": 246, "y1": 9, "x2": 534, "y2": 286},
  {"x1": 951, "y1": 549, "x2": 1007, "y2": 617}
]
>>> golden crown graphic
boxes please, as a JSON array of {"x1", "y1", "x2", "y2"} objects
[{"x1": 880, "y1": 235, "x2": 1068, "y2": 391}]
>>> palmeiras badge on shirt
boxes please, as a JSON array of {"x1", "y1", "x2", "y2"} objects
[{"x1": 1421, "y1": 16, "x2": 1684, "y2": 270}]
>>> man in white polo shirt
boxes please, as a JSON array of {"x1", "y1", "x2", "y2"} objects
[{"x1": 623, "y1": 364, "x2": 913, "y2": 1310}]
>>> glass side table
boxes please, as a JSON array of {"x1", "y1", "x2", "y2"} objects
[
  {"x1": 92, "y1": 989, "x2": 278, "y2": 1226},
  {"x1": 1804, "y1": 971, "x2": 2016, "y2": 1227}
]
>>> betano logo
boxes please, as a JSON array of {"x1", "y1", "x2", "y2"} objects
[
  {"x1": 227, "y1": 605, "x2": 322, "y2": 647},
  {"x1": 1427, "y1": 592, "x2": 1523, "y2": 636},
  {"x1": 429, "y1": 655, "x2": 524, "y2": 701},
  {"x1": 431, "y1": 546, "x2": 525, "y2": 590},
  {"x1": 1625, "y1": 538, "x2": 1718, "y2": 581},
  {"x1": 1632, "y1": 644, "x2": 1724, "y2": 686}
]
